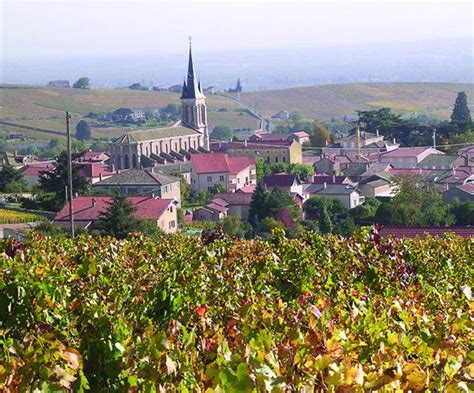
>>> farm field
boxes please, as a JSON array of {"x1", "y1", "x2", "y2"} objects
[{"x1": 0, "y1": 228, "x2": 472, "y2": 391}]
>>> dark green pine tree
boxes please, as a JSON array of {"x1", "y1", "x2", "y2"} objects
[
  {"x1": 97, "y1": 194, "x2": 142, "y2": 239},
  {"x1": 38, "y1": 151, "x2": 90, "y2": 211},
  {"x1": 248, "y1": 182, "x2": 267, "y2": 227},
  {"x1": 0, "y1": 164, "x2": 27, "y2": 193},
  {"x1": 451, "y1": 91, "x2": 472, "y2": 131}
]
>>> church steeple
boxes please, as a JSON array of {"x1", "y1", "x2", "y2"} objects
[
  {"x1": 181, "y1": 37, "x2": 205, "y2": 99},
  {"x1": 180, "y1": 37, "x2": 209, "y2": 150}
]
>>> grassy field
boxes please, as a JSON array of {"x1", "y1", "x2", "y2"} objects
[
  {"x1": 1, "y1": 83, "x2": 472, "y2": 150},
  {"x1": 236, "y1": 82, "x2": 474, "y2": 120}
]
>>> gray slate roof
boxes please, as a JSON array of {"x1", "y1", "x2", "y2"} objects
[
  {"x1": 113, "y1": 126, "x2": 199, "y2": 144},
  {"x1": 93, "y1": 169, "x2": 179, "y2": 186}
]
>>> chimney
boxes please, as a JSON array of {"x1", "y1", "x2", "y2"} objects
[
  {"x1": 393, "y1": 138, "x2": 396, "y2": 144},
  {"x1": 323, "y1": 182, "x2": 327, "y2": 189},
  {"x1": 92, "y1": 198, "x2": 96, "y2": 207},
  {"x1": 332, "y1": 173, "x2": 336, "y2": 183},
  {"x1": 99, "y1": 173, "x2": 103, "y2": 181},
  {"x1": 244, "y1": 139, "x2": 248, "y2": 147},
  {"x1": 376, "y1": 129, "x2": 379, "y2": 137}
]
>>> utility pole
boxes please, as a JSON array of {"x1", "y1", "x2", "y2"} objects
[
  {"x1": 432, "y1": 129, "x2": 437, "y2": 149},
  {"x1": 66, "y1": 111, "x2": 75, "y2": 239},
  {"x1": 355, "y1": 122, "x2": 361, "y2": 159}
]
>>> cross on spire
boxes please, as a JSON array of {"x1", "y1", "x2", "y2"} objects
[{"x1": 188, "y1": 35, "x2": 192, "y2": 49}]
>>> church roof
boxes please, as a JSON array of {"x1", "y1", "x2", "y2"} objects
[
  {"x1": 181, "y1": 45, "x2": 205, "y2": 99},
  {"x1": 112, "y1": 126, "x2": 200, "y2": 144}
]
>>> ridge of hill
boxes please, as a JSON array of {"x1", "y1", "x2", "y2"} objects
[{"x1": 0, "y1": 83, "x2": 472, "y2": 148}]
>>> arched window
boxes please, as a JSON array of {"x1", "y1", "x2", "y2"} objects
[
  {"x1": 117, "y1": 155, "x2": 122, "y2": 170},
  {"x1": 132, "y1": 154, "x2": 137, "y2": 169},
  {"x1": 123, "y1": 154, "x2": 130, "y2": 169}
]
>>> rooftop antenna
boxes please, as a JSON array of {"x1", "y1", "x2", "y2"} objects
[{"x1": 66, "y1": 111, "x2": 75, "y2": 239}]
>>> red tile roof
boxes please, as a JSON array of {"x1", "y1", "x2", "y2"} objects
[
  {"x1": 237, "y1": 184, "x2": 257, "y2": 194},
  {"x1": 77, "y1": 151, "x2": 110, "y2": 162},
  {"x1": 456, "y1": 183, "x2": 474, "y2": 195},
  {"x1": 190, "y1": 153, "x2": 254, "y2": 174},
  {"x1": 264, "y1": 173, "x2": 298, "y2": 188},
  {"x1": 380, "y1": 147, "x2": 439, "y2": 158},
  {"x1": 21, "y1": 162, "x2": 55, "y2": 176},
  {"x1": 79, "y1": 163, "x2": 114, "y2": 179},
  {"x1": 55, "y1": 196, "x2": 173, "y2": 222},
  {"x1": 213, "y1": 192, "x2": 253, "y2": 205},
  {"x1": 378, "y1": 226, "x2": 474, "y2": 239}
]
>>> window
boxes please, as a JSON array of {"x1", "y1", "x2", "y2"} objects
[
  {"x1": 266, "y1": 157, "x2": 270, "y2": 162},
  {"x1": 237, "y1": 178, "x2": 240, "y2": 184},
  {"x1": 245, "y1": 177, "x2": 249, "y2": 183},
  {"x1": 275, "y1": 157, "x2": 279, "y2": 163},
  {"x1": 282, "y1": 157, "x2": 286, "y2": 163},
  {"x1": 169, "y1": 220, "x2": 176, "y2": 229},
  {"x1": 169, "y1": 206, "x2": 173, "y2": 213},
  {"x1": 208, "y1": 186, "x2": 212, "y2": 191},
  {"x1": 207, "y1": 176, "x2": 212, "y2": 182},
  {"x1": 219, "y1": 175, "x2": 225, "y2": 181}
]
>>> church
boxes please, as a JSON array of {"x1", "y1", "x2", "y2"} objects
[{"x1": 110, "y1": 44, "x2": 209, "y2": 170}]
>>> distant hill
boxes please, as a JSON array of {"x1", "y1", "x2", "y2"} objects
[
  {"x1": 237, "y1": 83, "x2": 474, "y2": 120},
  {"x1": 0, "y1": 83, "x2": 472, "y2": 150}
]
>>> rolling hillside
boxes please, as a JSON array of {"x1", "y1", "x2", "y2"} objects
[
  {"x1": 0, "y1": 83, "x2": 472, "y2": 150},
  {"x1": 237, "y1": 82, "x2": 474, "y2": 120}
]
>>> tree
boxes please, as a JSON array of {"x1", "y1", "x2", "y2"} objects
[
  {"x1": 375, "y1": 177, "x2": 453, "y2": 227},
  {"x1": 449, "y1": 199, "x2": 474, "y2": 226},
  {"x1": 128, "y1": 83, "x2": 143, "y2": 90},
  {"x1": 350, "y1": 197, "x2": 381, "y2": 224},
  {"x1": 289, "y1": 112, "x2": 303, "y2": 122},
  {"x1": 264, "y1": 188, "x2": 300, "y2": 221},
  {"x1": 255, "y1": 157, "x2": 265, "y2": 182},
  {"x1": 311, "y1": 126, "x2": 331, "y2": 147},
  {"x1": 269, "y1": 162, "x2": 289, "y2": 174},
  {"x1": 304, "y1": 197, "x2": 354, "y2": 236},
  {"x1": 97, "y1": 195, "x2": 142, "y2": 239},
  {"x1": 221, "y1": 216, "x2": 251, "y2": 238},
  {"x1": 248, "y1": 182, "x2": 267, "y2": 227},
  {"x1": 73, "y1": 77, "x2": 90, "y2": 89},
  {"x1": 75, "y1": 120, "x2": 91, "y2": 141},
  {"x1": 38, "y1": 151, "x2": 90, "y2": 211},
  {"x1": 450, "y1": 92, "x2": 471, "y2": 131},
  {"x1": 209, "y1": 183, "x2": 226, "y2": 195},
  {"x1": 211, "y1": 126, "x2": 233, "y2": 141},
  {"x1": 289, "y1": 163, "x2": 314, "y2": 181},
  {"x1": 0, "y1": 165, "x2": 27, "y2": 193}
]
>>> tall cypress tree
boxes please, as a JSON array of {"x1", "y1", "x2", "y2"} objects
[
  {"x1": 248, "y1": 182, "x2": 267, "y2": 227},
  {"x1": 451, "y1": 92, "x2": 471, "y2": 131}
]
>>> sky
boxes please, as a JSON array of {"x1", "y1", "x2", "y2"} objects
[{"x1": 1, "y1": 0, "x2": 473, "y2": 61}]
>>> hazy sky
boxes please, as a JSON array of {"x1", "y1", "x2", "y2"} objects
[{"x1": 1, "y1": 0, "x2": 473, "y2": 60}]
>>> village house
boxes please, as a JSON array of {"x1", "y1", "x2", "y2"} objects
[
  {"x1": 54, "y1": 196, "x2": 178, "y2": 233},
  {"x1": 338, "y1": 130, "x2": 385, "y2": 150},
  {"x1": 358, "y1": 175, "x2": 396, "y2": 198},
  {"x1": 190, "y1": 153, "x2": 256, "y2": 193},
  {"x1": 379, "y1": 147, "x2": 444, "y2": 169},
  {"x1": 76, "y1": 151, "x2": 110, "y2": 164},
  {"x1": 303, "y1": 183, "x2": 365, "y2": 209},
  {"x1": 92, "y1": 169, "x2": 181, "y2": 203},
  {"x1": 263, "y1": 173, "x2": 304, "y2": 195},
  {"x1": 212, "y1": 139, "x2": 302, "y2": 164},
  {"x1": 19, "y1": 161, "x2": 55, "y2": 188},
  {"x1": 193, "y1": 192, "x2": 253, "y2": 222},
  {"x1": 458, "y1": 145, "x2": 474, "y2": 167},
  {"x1": 442, "y1": 183, "x2": 474, "y2": 203},
  {"x1": 249, "y1": 131, "x2": 310, "y2": 145},
  {"x1": 79, "y1": 163, "x2": 114, "y2": 184},
  {"x1": 418, "y1": 154, "x2": 463, "y2": 170}
]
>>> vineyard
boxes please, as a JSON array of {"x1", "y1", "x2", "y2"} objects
[
  {"x1": 0, "y1": 209, "x2": 43, "y2": 224},
  {"x1": 0, "y1": 228, "x2": 473, "y2": 391}
]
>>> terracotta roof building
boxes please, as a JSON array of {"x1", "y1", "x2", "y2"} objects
[
  {"x1": 190, "y1": 153, "x2": 256, "y2": 193},
  {"x1": 54, "y1": 196, "x2": 178, "y2": 233}
]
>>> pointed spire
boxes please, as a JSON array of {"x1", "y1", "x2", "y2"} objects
[{"x1": 180, "y1": 37, "x2": 205, "y2": 99}]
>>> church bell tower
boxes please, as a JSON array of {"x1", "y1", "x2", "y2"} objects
[{"x1": 180, "y1": 38, "x2": 209, "y2": 150}]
